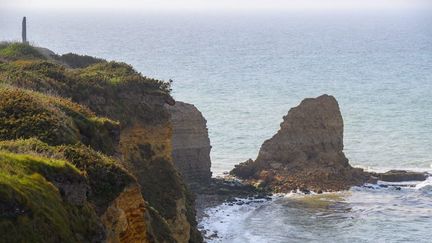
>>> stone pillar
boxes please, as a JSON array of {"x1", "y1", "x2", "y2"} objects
[
  {"x1": 167, "y1": 101, "x2": 212, "y2": 184},
  {"x1": 22, "y1": 17, "x2": 27, "y2": 44}
]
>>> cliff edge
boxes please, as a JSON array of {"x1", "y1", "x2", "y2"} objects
[
  {"x1": 0, "y1": 42, "x2": 202, "y2": 242},
  {"x1": 167, "y1": 101, "x2": 212, "y2": 185}
]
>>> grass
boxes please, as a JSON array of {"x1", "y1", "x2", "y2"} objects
[
  {"x1": 59, "y1": 144, "x2": 134, "y2": 213},
  {"x1": 0, "y1": 151, "x2": 81, "y2": 181},
  {"x1": 0, "y1": 42, "x2": 46, "y2": 60},
  {"x1": 0, "y1": 43, "x2": 172, "y2": 97},
  {"x1": 0, "y1": 42, "x2": 201, "y2": 241},
  {"x1": 0, "y1": 139, "x2": 134, "y2": 213},
  {"x1": 0, "y1": 43, "x2": 173, "y2": 124},
  {"x1": 54, "y1": 53, "x2": 105, "y2": 68},
  {"x1": 0, "y1": 86, "x2": 119, "y2": 154},
  {"x1": 0, "y1": 151, "x2": 101, "y2": 242}
]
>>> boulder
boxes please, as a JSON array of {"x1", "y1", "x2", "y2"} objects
[{"x1": 231, "y1": 94, "x2": 370, "y2": 192}]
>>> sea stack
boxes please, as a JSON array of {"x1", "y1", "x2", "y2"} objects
[
  {"x1": 168, "y1": 101, "x2": 212, "y2": 185},
  {"x1": 231, "y1": 94, "x2": 370, "y2": 192},
  {"x1": 22, "y1": 17, "x2": 27, "y2": 44}
]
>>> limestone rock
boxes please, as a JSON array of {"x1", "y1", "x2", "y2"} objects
[
  {"x1": 231, "y1": 94, "x2": 370, "y2": 192},
  {"x1": 167, "y1": 101, "x2": 212, "y2": 184},
  {"x1": 101, "y1": 184, "x2": 149, "y2": 243},
  {"x1": 0, "y1": 45, "x2": 203, "y2": 242}
]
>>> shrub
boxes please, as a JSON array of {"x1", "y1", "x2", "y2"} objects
[
  {"x1": 54, "y1": 53, "x2": 105, "y2": 68},
  {"x1": 0, "y1": 42, "x2": 46, "y2": 60},
  {"x1": 0, "y1": 139, "x2": 134, "y2": 213},
  {"x1": 0, "y1": 87, "x2": 119, "y2": 154}
]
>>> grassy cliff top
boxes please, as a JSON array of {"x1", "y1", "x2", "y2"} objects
[
  {"x1": 0, "y1": 86, "x2": 119, "y2": 154},
  {"x1": 0, "y1": 42, "x2": 46, "y2": 60},
  {"x1": 0, "y1": 42, "x2": 172, "y2": 95},
  {"x1": 0, "y1": 42, "x2": 197, "y2": 242},
  {"x1": 0, "y1": 138, "x2": 134, "y2": 213},
  {"x1": 0, "y1": 42, "x2": 173, "y2": 124},
  {"x1": 0, "y1": 150, "x2": 102, "y2": 242}
]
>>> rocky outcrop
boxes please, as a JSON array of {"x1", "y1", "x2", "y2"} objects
[
  {"x1": 0, "y1": 43, "x2": 202, "y2": 243},
  {"x1": 71, "y1": 73, "x2": 202, "y2": 242},
  {"x1": 231, "y1": 94, "x2": 370, "y2": 192},
  {"x1": 119, "y1": 123, "x2": 199, "y2": 243},
  {"x1": 372, "y1": 170, "x2": 429, "y2": 182},
  {"x1": 101, "y1": 184, "x2": 149, "y2": 243},
  {"x1": 167, "y1": 101, "x2": 212, "y2": 184}
]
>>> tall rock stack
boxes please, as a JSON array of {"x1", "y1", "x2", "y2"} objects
[
  {"x1": 231, "y1": 94, "x2": 370, "y2": 192},
  {"x1": 168, "y1": 101, "x2": 212, "y2": 184}
]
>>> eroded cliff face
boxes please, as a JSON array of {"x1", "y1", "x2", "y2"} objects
[
  {"x1": 0, "y1": 44, "x2": 202, "y2": 242},
  {"x1": 70, "y1": 76, "x2": 201, "y2": 242},
  {"x1": 119, "y1": 123, "x2": 198, "y2": 243},
  {"x1": 232, "y1": 94, "x2": 370, "y2": 192},
  {"x1": 167, "y1": 101, "x2": 212, "y2": 184},
  {"x1": 64, "y1": 68, "x2": 201, "y2": 243},
  {"x1": 101, "y1": 184, "x2": 149, "y2": 243}
]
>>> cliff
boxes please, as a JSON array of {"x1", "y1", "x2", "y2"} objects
[
  {"x1": 231, "y1": 95, "x2": 370, "y2": 192},
  {"x1": 0, "y1": 43, "x2": 202, "y2": 242},
  {"x1": 167, "y1": 101, "x2": 212, "y2": 184}
]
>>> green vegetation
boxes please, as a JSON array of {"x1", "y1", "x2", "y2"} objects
[
  {"x1": 54, "y1": 53, "x2": 105, "y2": 68},
  {"x1": 0, "y1": 87, "x2": 119, "y2": 154},
  {"x1": 0, "y1": 42, "x2": 46, "y2": 60},
  {"x1": 0, "y1": 43, "x2": 173, "y2": 124},
  {"x1": 137, "y1": 157, "x2": 185, "y2": 219},
  {"x1": 60, "y1": 145, "x2": 133, "y2": 212},
  {"x1": 78, "y1": 61, "x2": 168, "y2": 88},
  {"x1": 0, "y1": 139, "x2": 134, "y2": 213},
  {"x1": 0, "y1": 150, "x2": 81, "y2": 184},
  {"x1": 0, "y1": 42, "x2": 201, "y2": 242},
  {"x1": 0, "y1": 151, "x2": 102, "y2": 242},
  {"x1": 0, "y1": 43, "x2": 172, "y2": 97}
]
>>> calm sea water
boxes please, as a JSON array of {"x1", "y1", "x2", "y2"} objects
[{"x1": 1, "y1": 9, "x2": 431, "y2": 242}]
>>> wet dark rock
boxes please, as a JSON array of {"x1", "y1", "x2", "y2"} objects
[
  {"x1": 373, "y1": 170, "x2": 428, "y2": 182},
  {"x1": 300, "y1": 188, "x2": 311, "y2": 194},
  {"x1": 194, "y1": 177, "x2": 271, "y2": 223},
  {"x1": 363, "y1": 185, "x2": 375, "y2": 189}
]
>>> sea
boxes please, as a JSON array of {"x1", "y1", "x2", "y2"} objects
[{"x1": 1, "y1": 7, "x2": 431, "y2": 242}]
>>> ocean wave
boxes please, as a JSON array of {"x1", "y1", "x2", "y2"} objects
[{"x1": 415, "y1": 176, "x2": 432, "y2": 191}]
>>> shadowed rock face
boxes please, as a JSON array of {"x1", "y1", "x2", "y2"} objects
[
  {"x1": 232, "y1": 94, "x2": 370, "y2": 192},
  {"x1": 257, "y1": 94, "x2": 345, "y2": 167},
  {"x1": 168, "y1": 101, "x2": 212, "y2": 184}
]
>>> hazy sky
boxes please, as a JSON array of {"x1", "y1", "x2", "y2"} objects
[{"x1": 3, "y1": 0, "x2": 431, "y2": 12}]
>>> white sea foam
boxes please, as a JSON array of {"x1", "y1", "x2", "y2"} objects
[
  {"x1": 415, "y1": 176, "x2": 432, "y2": 190},
  {"x1": 199, "y1": 198, "x2": 275, "y2": 242}
]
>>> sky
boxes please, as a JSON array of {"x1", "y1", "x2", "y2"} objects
[{"x1": 2, "y1": 0, "x2": 431, "y2": 12}]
